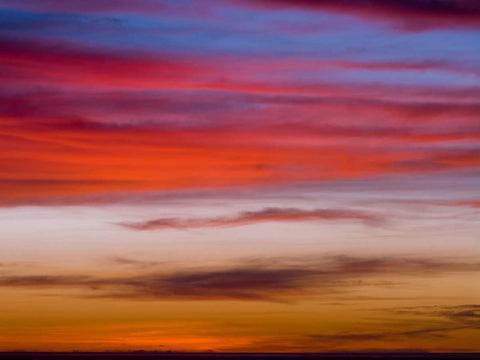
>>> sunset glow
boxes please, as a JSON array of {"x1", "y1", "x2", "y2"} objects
[{"x1": 0, "y1": 0, "x2": 479, "y2": 353}]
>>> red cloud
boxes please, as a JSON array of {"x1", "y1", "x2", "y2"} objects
[{"x1": 0, "y1": 36, "x2": 198, "y2": 90}]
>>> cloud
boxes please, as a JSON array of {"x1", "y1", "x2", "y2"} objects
[
  {"x1": 2, "y1": 88, "x2": 479, "y2": 138},
  {"x1": 0, "y1": 35, "x2": 197, "y2": 90},
  {"x1": 324, "y1": 59, "x2": 480, "y2": 77},
  {"x1": 448, "y1": 201, "x2": 480, "y2": 208},
  {"x1": 3, "y1": 34, "x2": 480, "y2": 97},
  {"x1": 386, "y1": 304, "x2": 480, "y2": 326},
  {"x1": 244, "y1": 0, "x2": 480, "y2": 30},
  {"x1": 310, "y1": 326, "x2": 459, "y2": 342},
  {"x1": 2, "y1": 0, "x2": 480, "y2": 31},
  {"x1": 305, "y1": 304, "x2": 480, "y2": 347},
  {"x1": 237, "y1": 303, "x2": 480, "y2": 351},
  {"x1": 105, "y1": 256, "x2": 163, "y2": 269},
  {"x1": 1, "y1": 36, "x2": 479, "y2": 207},
  {"x1": 441, "y1": 305, "x2": 480, "y2": 325},
  {"x1": 369, "y1": 199, "x2": 480, "y2": 209},
  {"x1": 0, "y1": 255, "x2": 479, "y2": 302},
  {"x1": 119, "y1": 207, "x2": 385, "y2": 230},
  {"x1": 0, "y1": 0, "x2": 166, "y2": 15}
]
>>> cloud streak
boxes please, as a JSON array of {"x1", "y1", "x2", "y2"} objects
[
  {"x1": 310, "y1": 326, "x2": 459, "y2": 342},
  {"x1": 386, "y1": 304, "x2": 480, "y2": 325},
  {"x1": 0, "y1": 0, "x2": 166, "y2": 15},
  {"x1": 1, "y1": 255, "x2": 479, "y2": 302},
  {"x1": 296, "y1": 304, "x2": 480, "y2": 348},
  {"x1": 3, "y1": 0, "x2": 480, "y2": 31},
  {"x1": 0, "y1": 35, "x2": 198, "y2": 90},
  {"x1": 119, "y1": 207, "x2": 385, "y2": 230},
  {"x1": 246, "y1": 0, "x2": 480, "y2": 30}
]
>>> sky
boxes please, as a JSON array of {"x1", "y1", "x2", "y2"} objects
[{"x1": 0, "y1": 0, "x2": 479, "y2": 353}]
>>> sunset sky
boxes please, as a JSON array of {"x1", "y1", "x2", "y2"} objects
[{"x1": 0, "y1": 0, "x2": 479, "y2": 353}]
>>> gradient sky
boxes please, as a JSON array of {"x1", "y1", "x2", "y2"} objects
[{"x1": 0, "y1": 0, "x2": 479, "y2": 353}]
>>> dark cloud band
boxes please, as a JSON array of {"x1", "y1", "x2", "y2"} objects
[
  {"x1": 1, "y1": 255, "x2": 479, "y2": 302},
  {"x1": 245, "y1": 0, "x2": 480, "y2": 30}
]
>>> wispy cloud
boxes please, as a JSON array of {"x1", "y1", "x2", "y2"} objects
[
  {"x1": 1, "y1": 255, "x2": 478, "y2": 302},
  {"x1": 230, "y1": 303, "x2": 480, "y2": 351},
  {"x1": 386, "y1": 304, "x2": 480, "y2": 325},
  {"x1": 294, "y1": 304, "x2": 480, "y2": 348},
  {"x1": 0, "y1": 35, "x2": 197, "y2": 90},
  {"x1": 309, "y1": 326, "x2": 459, "y2": 342},
  {"x1": 245, "y1": 0, "x2": 480, "y2": 30},
  {"x1": 119, "y1": 207, "x2": 385, "y2": 230},
  {"x1": 0, "y1": 0, "x2": 167, "y2": 15},
  {"x1": 104, "y1": 256, "x2": 163, "y2": 269}
]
